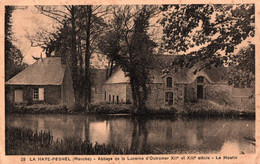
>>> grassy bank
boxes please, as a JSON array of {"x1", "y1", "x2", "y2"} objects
[
  {"x1": 181, "y1": 100, "x2": 255, "y2": 118},
  {"x1": 6, "y1": 104, "x2": 71, "y2": 114},
  {"x1": 6, "y1": 100, "x2": 255, "y2": 118},
  {"x1": 6, "y1": 127, "x2": 144, "y2": 155},
  {"x1": 5, "y1": 103, "x2": 132, "y2": 114}
]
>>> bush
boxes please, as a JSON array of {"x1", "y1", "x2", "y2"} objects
[
  {"x1": 6, "y1": 104, "x2": 70, "y2": 114},
  {"x1": 87, "y1": 104, "x2": 132, "y2": 114}
]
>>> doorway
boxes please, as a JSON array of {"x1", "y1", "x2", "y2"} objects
[{"x1": 197, "y1": 85, "x2": 203, "y2": 99}]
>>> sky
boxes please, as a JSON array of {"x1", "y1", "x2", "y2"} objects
[
  {"x1": 11, "y1": 6, "x2": 164, "y2": 66},
  {"x1": 11, "y1": 5, "x2": 253, "y2": 66},
  {"x1": 12, "y1": 6, "x2": 55, "y2": 64}
]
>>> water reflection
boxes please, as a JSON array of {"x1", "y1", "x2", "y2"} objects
[{"x1": 6, "y1": 114, "x2": 255, "y2": 154}]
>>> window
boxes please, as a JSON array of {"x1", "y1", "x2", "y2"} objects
[
  {"x1": 166, "y1": 77, "x2": 172, "y2": 88},
  {"x1": 33, "y1": 88, "x2": 39, "y2": 100},
  {"x1": 197, "y1": 76, "x2": 204, "y2": 83},
  {"x1": 197, "y1": 85, "x2": 204, "y2": 99},
  {"x1": 113, "y1": 95, "x2": 115, "y2": 103},
  {"x1": 33, "y1": 88, "x2": 44, "y2": 101},
  {"x1": 104, "y1": 91, "x2": 106, "y2": 100},
  {"x1": 116, "y1": 95, "x2": 119, "y2": 103},
  {"x1": 196, "y1": 76, "x2": 204, "y2": 99},
  {"x1": 165, "y1": 92, "x2": 173, "y2": 106},
  {"x1": 109, "y1": 95, "x2": 111, "y2": 102}
]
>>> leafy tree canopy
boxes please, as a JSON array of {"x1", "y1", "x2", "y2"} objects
[{"x1": 160, "y1": 4, "x2": 255, "y2": 88}]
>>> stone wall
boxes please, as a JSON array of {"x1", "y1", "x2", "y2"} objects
[
  {"x1": 204, "y1": 84, "x2": 232, "y2": 105},
  {"x1": 45, "y1": 85, "x2": 62, "y2": 104},
  {"x1": 230, "y1": 96, "x2": 255, "y2": 110},
  {"x1": 102, "y1": 80, "x2": 255, "y2": 110},
  {"x1": 146, "y1": 83, "x2": 165, "y2": 109},
  {"x1": 7, "y1": 85, "x2": 62, "y2": 105},
  {"x1": 146, "y1": 83, "x2": 186, "y2": 110},
  {"x1": 184, "y1": 84, "x2": 196, "y2": 102},
  {"x1": 205, "y1": 84, "x2": 254, "y2": 110},
  {"x1": 103, "y1": 83, "x2": 127, "y2": 103}
]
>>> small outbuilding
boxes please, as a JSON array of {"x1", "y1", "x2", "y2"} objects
[{"x1": 5, "y1": 57, "x2": 75, "y2": 106}]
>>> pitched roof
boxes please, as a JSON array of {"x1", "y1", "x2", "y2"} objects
[
  {"x1": 104, "y1": 68, "x2": 130, "y2": 84},
  {"x1": 6, "y1": 57, "x2": 65, "y2": 85},
  {"x1": 204, "y1": 66, "x2": 229, "y2": 83},
  {"x1": 104, "y1": 67, "x2": 165, "y2": 85},
  {"x1": 104, "y1": 54, "x2": 230, "y2": 85},
  {"x1": 153, "y1": 54, "x2": 180, "y2": 71},
  {"x1": 163, "y1": 59, "x2": 229, "y2": 84}
]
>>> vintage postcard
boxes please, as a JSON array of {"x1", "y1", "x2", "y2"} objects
[{"x1": 0, "y1": 0, "x2": 259, "y2": 163}]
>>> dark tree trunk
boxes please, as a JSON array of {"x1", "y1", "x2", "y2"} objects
[
  {"x1": 78, "y1": 37, "x2": 84, "y2": 106},
  {"x1": 109, "y1": 59, "x2": 114, "y2": 77},
  {"x1": 130, "y1": 71, "x2": 149, "y2": 112},
  {"x1": 130, "y1": 117, "x2": 138, "y2": 152},
  {"x1": 130, "y1": 74, "x2": 137, "y2": 108},
  {"x1": 105, "y1": 59, "x2": 114, "y2": 79},
  {"x1": 84, "y1": 5, "x2": 92, "y2": 110},
  {"x1": 70, "y1": 6, "x2": 81, "y2": 108},
  {"x1": 105, "y1": 60, "x2": 111, "y2": 79}
]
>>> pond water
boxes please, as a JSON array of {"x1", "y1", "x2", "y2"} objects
[{"x1": 6, "y1": 114, "x2": 255, "y2": 154}]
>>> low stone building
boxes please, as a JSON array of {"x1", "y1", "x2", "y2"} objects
[
  {"x1": 6, "y1": 56, "x2": 107, "y2": 107},
  {"x1": 5, "y1": 57, "x2": 75, "y2": 106},
  {"x1": 103, "y1": 55, "x2": 254, "y2": 110}
]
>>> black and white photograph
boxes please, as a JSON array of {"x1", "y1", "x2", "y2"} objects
[{"x1": 2, "y1": 1, "x2": 257, "y2": 161}]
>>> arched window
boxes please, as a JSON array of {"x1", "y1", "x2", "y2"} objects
[
  {"x1": 197, "y1": 76, "x2": 204, "y2": 83},
  {"x1": 165, "y1": 92, "x2": 173, "y2": 106},
  {"x1": 166, "y1": 77, "x2": 173, "y2": 88}
]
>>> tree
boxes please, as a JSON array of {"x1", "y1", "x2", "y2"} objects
[
  {"x1": 97, "y1": 13, "x2": 122, "y2": 79},
  {"x1": 29, "y1": 5, "x2": 108, "y2": 109},
  {"x1": 5, "y1": 6, "x2": 27, "y2": 81},
  {"x1": 228, "y1": 44, "x2": 255, "y2": 88},
  {"x1": 160, "y1": 4, "x2": 255, "y2": 88},
  {"x1": 84, "y1": 5, "x2": 92, "y2": 109},
  {"x1": 100, "y1": 5, "x2": 158, "y2": 111}
]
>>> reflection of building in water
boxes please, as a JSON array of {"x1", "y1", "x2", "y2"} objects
[
  {"x1": 89, "y1": 121, "x2": 110, "y2": 145},
  {"x1": 108, "y1": 118, "x2": 133, "y2": 150},
  {"x1": 37, "y1": 118, "x2": 45, "y2": 132}
]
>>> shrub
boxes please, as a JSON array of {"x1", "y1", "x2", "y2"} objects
[
  {"x1": 87, "y1": 104, "x2": 132, "y2": 114},
  {"x1": 6, "y1": 104, "x2": 70, "y2": 114}
]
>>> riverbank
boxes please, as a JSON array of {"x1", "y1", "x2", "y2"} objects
[
  {"x1": 5, "y1": 126, "x2": 147, "y2": 155},
  {"x1": 180, "y1": 99, "x2": 255, "y2": 118},
  {"x1": 5, "y1": 100, "x2": 255, "y2": 118}
]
